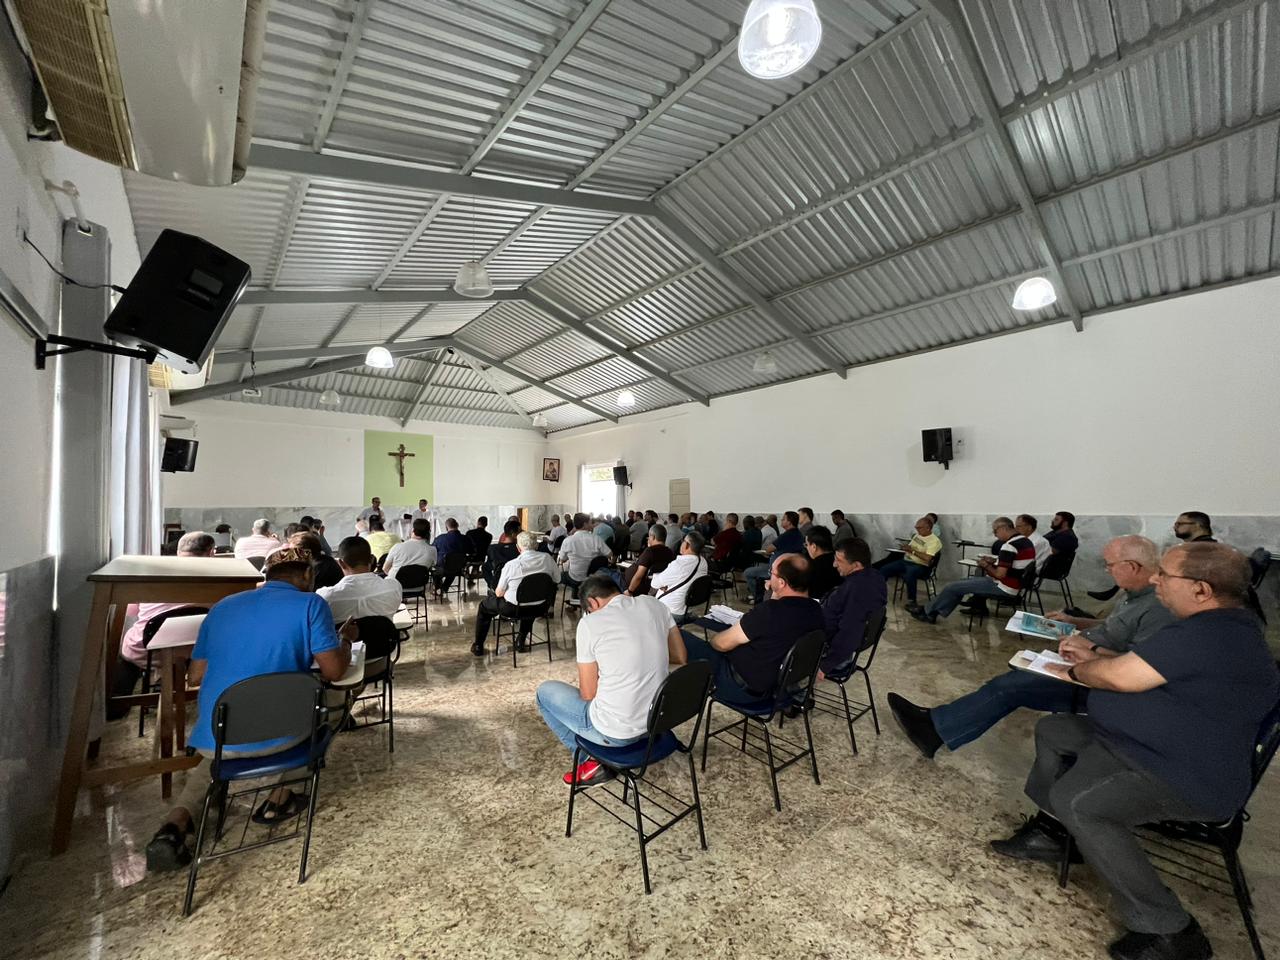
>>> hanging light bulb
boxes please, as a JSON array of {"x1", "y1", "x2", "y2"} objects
[
  {"x1": 318, "y1": 388, "x2": 341, "y2": 406},
  {"x1": 738, "y1": 0, "x2": 822, "y2": 80},
  {"x1": 454, "y1": 261, "x2": 494, "y2": 298},
  {"x1": 364, "y1": 345, "x2": 395, "y2": 369},
  {"x1": 531, "y1": 412, "x2": 548, "y2": 428},
  {"x1": 617, "y1": 388, "x2": 637, "y2": 408},
  {"x1": 1011, "y1": 277, "x2": 1058, "y2": 311},
  {"x1": 752, "y1": 350, "x2": 779, "y2": 374}
]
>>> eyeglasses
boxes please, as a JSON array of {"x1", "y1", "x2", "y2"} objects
[
  {"x1": 1102, "y1": 558, "x2": 1137, "y2": 569},
  {"x1": 1172, "y1": 520, "x2": 1194, "y2": 527},
  {"x1": 1154, "y1": 566, "x2": 1203, "y2": 583}
]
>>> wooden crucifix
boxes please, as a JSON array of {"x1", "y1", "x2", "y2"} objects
[{"x1": 388, "y1": 443, "x2": 415, "y2": 487}]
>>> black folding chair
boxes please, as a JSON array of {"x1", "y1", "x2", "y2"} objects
[
  {"x1": 890, "y1": 551, "x2": 941, "y2": 606},
  {"x1": 682, "y1": 575, "x2": 715, "y2": 627},
  {"x1": 968, "y1": 562, "x2": 1040, "y2": 629},
  {"x1": 1036, "y1": 552, "x2": 1076, "y2": 610},
  {"x1": 395, "y1": 564, "x2": 431, "y2": 625},
  {"x1": 246, "y1": 555, "x2": 267, "y2": 571},
  {"x1": 436, "y1": 551, "x2": 468, "y2": 602},
  {"x1": 1058, "y1": 695, "x2": 1280, "y2": 960},
  {"x1": 560, "y1": 554, "x2": 611, "y2": 612},
  {"x1": 183, "y1": 672, "x2": 333, "y2": 916},
  {"x1": 345, "y1": 616, "x2": 401, "y2": 752},
  {"x1": 566, "y1": 661, "x2": 714, "y2": 894},
  {"x1": 811, "y1": 607, "x2": 888, "y2": 757},
  {"x1": 490, "y1": 572, "x2": 559, "y2": 666},
  {"x1": 137, "y1": 605, "x2": 209, "y2": 737},
  {"x1": 700, "y1": 629, "x2": 826, "y2": 811}
]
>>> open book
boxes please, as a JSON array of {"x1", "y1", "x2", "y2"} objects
[
  {"x1": 1009, "y1": 648, "x2": 1085, "y2": 685},
  {"x1": 1006, "y1": 610, "x2": 1076, "y2": 642},
  {"x1": 707, "y1": 604, "x2": 744, "y2": 625}
]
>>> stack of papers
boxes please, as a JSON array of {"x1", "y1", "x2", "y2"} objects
[
  {"x1": 1008, "y1": 648, "x2": 1084, "y2": 685},
  {"x1": 1006, "y1": 610, "x2": 1076, "y2": 642},
  {"x1": 707, "y1": 604, "x2": 744, "y2": 625}
]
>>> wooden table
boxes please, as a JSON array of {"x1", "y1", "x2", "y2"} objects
[{"x1": 52, "y1": 556, "x2": 263, "y2": 854}]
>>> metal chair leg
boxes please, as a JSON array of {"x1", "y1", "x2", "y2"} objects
[
  {"x1": 761, "y1": 721, "x2": 782, "y2": 812},
  {"x1": 1058, "y1": 835, "x2": 1073, "y2": 889},
  {"x1": 565, "y1": 746, "x2": 581, "y2": 837},
  {"x1": 630, "y1": 774, "x2": 652, "y2": 894},
  {"x1": 687, "y1": 752, "x2": 708, "y2": 850},
  {"x1": 863, "y1": 670, "x2": 880, "y2": 735},
  {"x1": 1223, "y1": 844, "x2": 1266, "y2": 960},
  {"x1": 182, "y1": 781, "x2": 216, "y2": 917},
  {"x1": 700, "y1": 700, "x2": 714, "y2": 772},
  {"x1": 839, "y1": 682, "x2": 857, "y2": 756},
  {"x1": 802, "y1": 710, "x2": 820, "y2": 785},
  {"x1": 298, "y1": 768, "x2": 321, "y2": 883},
  {"x1": 386, "y1": 670, "x2": 395, "y2": 754}
]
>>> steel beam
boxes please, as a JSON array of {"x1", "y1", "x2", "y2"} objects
[
  {"x1": 399, "y1": 348, "x2": 449, "y2": 426},
  {"x1": 450, "y1": 342, "x2": 619, "y2": 424},
  {"x1": 371, "y1": 195, "x2": 452, "y2": 290},
  {"x1": 215, "y1": 336, "x2": 452, "y2": 365},
  {"x1": 249, "y1": 144, "x2": 657, "y2": 218},
  {"x1": 172, "y1": 355, "x2": 380, "y2": 405},
  {"x1": 237, "y1": 287, "x2": 528, "y2": 306},
  {"x1": 524, "y1": 289, "x2": 711, "y2": 404},
  {"x1": 455, "y1": 351, "x2": 533, "y2": 421},
  {"x1": 239, "y1": 177, "x2": 310, "y2": 379},
  {"x1": 654, "y1": 211, "x2": 849, "y2": 377},
  {"x1": 311, "y1": 0, "x2": 377, "y2": 150}
]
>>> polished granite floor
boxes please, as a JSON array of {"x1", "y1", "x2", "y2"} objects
[{"x1": 2, "y1": 589, "x2": 1276, "y2": 960}]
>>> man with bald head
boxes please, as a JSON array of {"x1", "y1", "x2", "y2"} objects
[
  {"x1": 991, "y1": 542, "x2": 1279, "y2": 960},
  {"x1": 890, "y1": 536, "x2": 1176, "y2": 758}
]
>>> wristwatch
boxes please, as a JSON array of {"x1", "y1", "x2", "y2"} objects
[{"x1": 1067, "y1": 665, "x2": 1081, "y2": 683}]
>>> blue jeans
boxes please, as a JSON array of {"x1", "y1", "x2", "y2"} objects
[
  {"x1": 681, "y1": 631, "x2": 759, "y2": 705},
  {"x1": 925, "y1": 576, "x2": 1011, "y2": 618},
  {"x1": 879, "y1": 558, "x2": 927, "y2": 602},
  {"x1": 931, "y1": 668, "x2": 1083, "y2": 750},
  {"x1": 744, "y1": 562, "x2": 771, "y2": 602},
  {"x1": 535, "y1": 680, "x2": 641, "y2": 755}
]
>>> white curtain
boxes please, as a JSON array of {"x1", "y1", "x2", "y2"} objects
[{"x1": 109, "y1": 356, "x2": 159, "y2": 556}]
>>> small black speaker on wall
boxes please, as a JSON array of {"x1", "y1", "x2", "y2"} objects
[
  {"x1": 922, "y1": 427, "x2": 954, "y2": 469},
  {"x1": 105, "y1": 229, "x2": 251, "y2": 374},
  {"x1": 161, "y1": 437, "x2": 199, "y2": 473},
  {"x1": 613, "y1": 465, "x2": 630, "y2": 487}
]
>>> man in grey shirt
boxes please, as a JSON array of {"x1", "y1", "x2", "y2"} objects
[{"x1": 888, "y1": 536, "x2": 1174, "y2": 758}]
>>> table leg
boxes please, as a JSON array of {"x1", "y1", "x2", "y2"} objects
[
  {"x1": 174, "y1": 654, "x2": 189, "y2": 754},
  {"x1": 158, "y1": 650, "x2": 175, "y2": 799},
  {"x1": 52, "y1": 587, "x2": 113, "y2": 855},
  {"x1": 102, "y1": 602, "x2": 129, "y2": 713}
]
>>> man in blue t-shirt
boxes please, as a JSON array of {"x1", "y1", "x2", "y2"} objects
[
  {"x1": 144, "y1": 547, "x2": 354, "y2": 873},
  {"x1": 990, "y1": 543, "x2": 1280, "y2": 960},
  {"x1": 744, "y1": 510, "x2": 805, "y2": 604}
]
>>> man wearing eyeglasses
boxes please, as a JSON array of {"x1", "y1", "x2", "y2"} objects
[
  {"x1": 990, "y1": 542, "x2": 1279, "y2": 960},
  {"x1": 889, "y1": 536, "x2": 1174, "y2": 758}
]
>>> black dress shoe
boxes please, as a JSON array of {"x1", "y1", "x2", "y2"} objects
[
  {"x1": 908, "y1": 607, "x2": 938, "y2": 624},
  {"x1": 145, "y1": 823, "x2": 192, "y2": 872},
  {"x1": 1088, "y1": 584, "x2": 1120, "y2": 602},
  {"x1": 989, "y1": 814, "x2": 1079, "y2": 864},
  {"x1": 1108, "y1": 917, "x2": 1213, "y2": 960},
  {"x1": 470, "y1": 643, "x2": 487, "y2": 657},
  {"x1": 887, "y1": 692, "x2": 943, "y2": 759}
]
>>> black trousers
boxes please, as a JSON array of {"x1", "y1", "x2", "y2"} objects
[{"x1": 474, "y1": 594, "x2": 533, "y2": 645}]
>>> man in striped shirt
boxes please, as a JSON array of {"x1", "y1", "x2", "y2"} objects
[{"x1": 911, "y1": 517, "x2": 1035, "y2": 624}]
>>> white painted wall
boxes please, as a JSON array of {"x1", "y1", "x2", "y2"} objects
[
  {"x1": 549, "y1": 278, "x2": 1280, "y2": 517},
  {"x1": 163, "y1": 400, "x2": 555, "y2": 507}
]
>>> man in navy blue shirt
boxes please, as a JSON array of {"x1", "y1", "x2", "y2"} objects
[
  {"x1": 145, "y1": 547, "x2": 354, "y2": 872},
  {"x1": 991, "y1": 543, "x2": 1280, "y2": 960},
  {"x1": 432, "y1": 517, "x2": 471, "y2": 594},
  {"x1": 744, "y1": 510, "x2": 804, "y2": 604},
  {"x1": 819, "y1": 538, "x2": 887, "y2": 677}
]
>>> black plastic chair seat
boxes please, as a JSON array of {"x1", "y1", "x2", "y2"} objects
[
  {"x1": 713, "y1": 691, "x2": 792, "y2": 717},
  {"x1": 577, "y1": 731, "x2": 680, "y2": 770},
  {"x1": 212, "y1": 728, "x2": 333, "y2": 782},
  {"x1": 823, "y1": 659, "x2": 859, "y2": 684}
]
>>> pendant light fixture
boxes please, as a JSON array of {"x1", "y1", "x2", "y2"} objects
[
  {"x1": 738, "y1": 0, "x2": 822, "y2": 80},
  {"x1": 617, "y1": 388, "x2": 637, "y2": 408},
  {"x1": 365, "y1": 303, "x2": 396, "y2": 369},
  {"x1": 531, "y1": 412, "x2": 549, "y2": 428},
  {"x1": 454, "y1": 195, "x2": 494, "y2": 298},
  {"x1": 318, "y1": 388, "x2": 341, "y2": 406},
  {"x1": 1011, "y1": 276, "x2": 1058, "y2": 311},
  {"x1": 752, "y1": 350, "x2": 779, "y2": 374}
]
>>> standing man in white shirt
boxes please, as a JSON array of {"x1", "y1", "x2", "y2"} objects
[
  {"x1": 1016, "y1": 514, "x2": 1052, "y2": 570},
  {"x1": 535, "y1": 574, "x2": 688, "y2": 784},
  {"x1": 316, "y1": 537, "x2": 403, "y2": 621},
  {"x1": 358, "y1": 497, "x2": 385, "y2": 525},
  {"x1": 473, "y1": 531, "x2": 561, "y2": 656},
  {"x1": 559, "y1": 512, "x2": 611, "y2": 597},
  {"x1": 650, "y1": 530, "x2": 710, "y2": 624},
  {"x1": 233, "y1": 519, "x2": 279, "y2": 559},
  {"x1": 411, "y1": 498, "x2": 434, "y2": 539},
  {"x1": 383, "y1": 519, "x2": 437, "y2": 579}
]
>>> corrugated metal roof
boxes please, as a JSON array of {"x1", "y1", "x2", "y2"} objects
[{"x1": 139, "y1": 0, "x2": 1280, "y2": 431}]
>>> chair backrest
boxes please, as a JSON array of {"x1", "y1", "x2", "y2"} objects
[
  {"x1": 1248, "y1": 547, "x2": 1272, "y2": 590},
  {"x1": 551, "y1": 534, "x2": 566, "y2": 552},
  {"x1": 395, "y1": 564, "x2": 432, "y2": 589},
  {"x1": 374, "y1": 552, "x2": 389, "y2": 573},
  {"x1": 772, "y1": 629, "x2": 826, "y2": 713},
  {"x1": 631, "y1": 661, "x2": 714, "y2": 772},
  {"x1": 141, "y1": 605, "x2": 210, "y2": 648},
  {"x1": 1249, "y1": 689, "x2": 1280, "y2": 793},
  {"x1": 513, "y1": 571, "x2": 558, "y2": 609},
  {"x1": 854, "y1": 606, "x2": 888, "y2": 666},
  {"x1": 586, "y1": 554, "x2": 610, "y2": 577},
  {"x1": 246, "y1": 554, "x2": 266, "y2": 571},
  {"x1": 683, "y1": 574, "x2": 714, "y2": 612},
  {"x1": 355, "y1": 615, "x2": 400, "y2": 659},
  {"x1": 1017, "y1": 561, "x2": 1038, "y2": 593},
  {"x1": 443, "y1": 551, "x2": 467, "y2": 575},
  {"x1": 211, "y1": 672, "x2": 323, "y2": 757},
  {"x1": 1039, "y1": 551, "x2": 1075, "y2": 581}
]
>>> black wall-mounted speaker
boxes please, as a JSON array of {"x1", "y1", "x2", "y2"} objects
[
  {"x1": 922, "y1": 428, "x2": 954, "y2": 464},
  {"x1": 105, "y1": 229, "x2": 251, "y2": 374},
  {"x1": 161, "y1": 437, "x2": 199, "y2": 473},
  {"x1": 613, "y1": 465, "x2": 630, "y2": 486}
]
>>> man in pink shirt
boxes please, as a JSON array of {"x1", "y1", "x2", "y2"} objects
[
  {"x1": 233, "y1": 518, "x2": 280, "y2": 559},
  {"x1": 108, "y1": 532, "x2": 217, "y2": 719}
]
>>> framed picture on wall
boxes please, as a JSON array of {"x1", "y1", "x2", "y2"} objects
[{"x1": 543, "y1": 457, "x2": 561, "y2": 482}]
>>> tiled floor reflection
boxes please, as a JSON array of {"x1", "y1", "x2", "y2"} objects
[{"x1": 1, "y1": 589, "x2": 1276, "y2": 960}]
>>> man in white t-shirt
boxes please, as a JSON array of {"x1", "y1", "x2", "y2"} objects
[
  {"x1": 473, "y1": 530, "x2": 561, "y2": 656},
  {"x1": 316, "y1": 536, "x2": 403, "y2": 621},
  {"x1": 759, "y1": 515, "x2": 779, "y2": 552},
  {"x1": 547, "y1": 515, "x2": 567, "y2": 545},
  {"x1": 233, "y1": 518, "x2": 280, "y2": 559},
  {"x1": 535, "y1": 574, "x2": 687, "y2": 785},
  {"x1": 649, "y1": 530, "x2": 709, "y2": 623},
  {"x1": 1016, "y1": 514, "x2": 1052, "y2": 570},
  {"x1": 383, "y1": 518, "x2": 437, "y2": 578}
]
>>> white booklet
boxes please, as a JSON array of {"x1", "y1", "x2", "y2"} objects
[
  {"x1": 707, "y1": 604, "x2": 744, "y2": 625},
  {"x1": 1008, "y1": 648, "x2": 1084, "y2": 685},
  {"x1": 1006, "y1": 610, "x2": 1076, "y2": 642}
]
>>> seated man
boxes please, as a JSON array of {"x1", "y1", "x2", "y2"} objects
[
  {"x1": 889, "y1": 536, "x2": 1175, "y2": 757},
  {"x1": 876, "y1": 515, "x2": 943, "y2": 611},
  {"x1": 483, "y1": 520, "x2": 522, "y2": 589},
  {"x1": 710, "y1": 513, "x2": 744, "y2": 571},
  {"x1": 358, "y1": 497, "x2": 385, "y2": 525},
  {"x1": 650, "y1": 530, "x2": 709, "y2": 623},
  {"x1": 1016, "y1": 514, "x2": 1051, "y2": 570},
  {"x1": 830, "y1": 509, "x2": 855, "y2": 546},
  {"x1": 1044, "y1": 510, "x2": 1079, "y2": 560},
  {"x1": 664, "y1": 514, "x2": 683, "y2": 551},
  {"x1": 820, "y1": 538, "x2": 887, "y2": 677},
  {"x1": 431, "y1": 518, "x2": 471, "y2": 593},
  {"x1": 233, "y1": 518, "x2": 279, "y2": 559},
  {"x1": 741, "y1": 514, "x2": 762, "y2": 553},
  {"x1": 111, "y1": 531, "x2": 217, "y2": 717},
  {"x1": 1092, "y1": 511, "x2": 1216, "y2": 603},
  {"x1": 744, "y1": 511, "x2": 804, "y2": 604},
  {"x1": 473, "y1": 531, "x2": 561, "y2": 656},
  {"x1": 559, "y1": 512, "x2": 611, "y2": 597},
  {"x1": 317, "y1": 536, "x2": 403, "y2": 621},
  {"x1": 797, "y1": 507, "x2": 815, "y2": 535},
  {"x1": 145, "y1": 547, "x2": 354, "y2": 870},
  {"x1": 547, "y1": 514, "x2": 567, "y2": 544},
  {"x1": 990, "y1": 543, "x2": 1279, "y2": 960},
  {"x1": 364, "y1": 516, "x2": 401, "y2": 565},
  {"x1": 759, "y1": 514, "x2": 779, "y2": 551},
  {"x1": 383, "y1": 518, "x2": 437, "y2": 579},
  {"x1": 535, "y1": 574, "x2": 687, "y2": 784},
  {"x1": 681, "y1": 554, "x2": 824, "y2": 705},
  {"x1": 804, "y1": 526, "x2": 842, "y2": 600},
  {"x1": 212, "y1": 523, "x2": 233, "y2": 552},
  {"x1": 291, "y1": 530, "x2": 342, "y2": 589},
  {"x1": 466, "y1": 516, "x2": 494, "y2": 559},
  {"x1": 910, "y1": 517, "x2": 1033, "y2": 624},
  {"x1": 616, "y1": 524, "x2": 673, "y2": 597},
  {"x1": 628, "y1": 513, "x2": 649, "y2": 554}
]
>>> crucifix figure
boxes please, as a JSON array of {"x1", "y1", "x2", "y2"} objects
[{"x1": 388, "y1": 443, "x2": 415, "y2": 487}]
